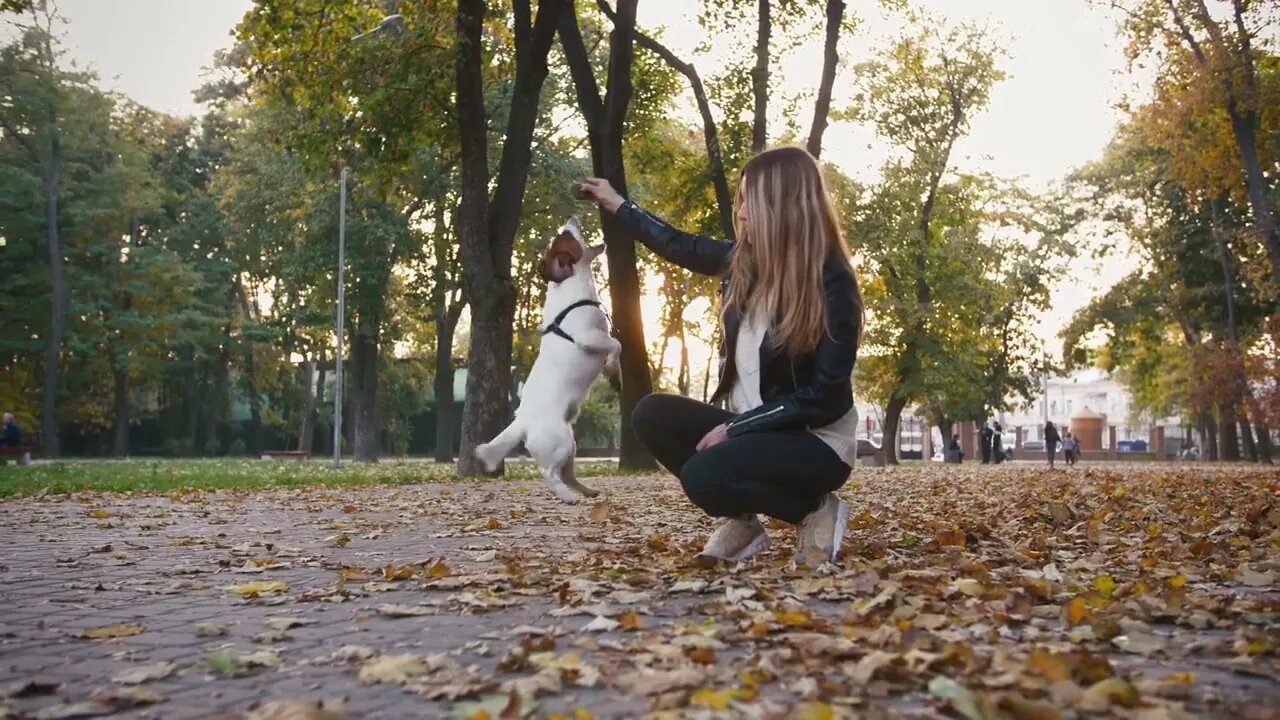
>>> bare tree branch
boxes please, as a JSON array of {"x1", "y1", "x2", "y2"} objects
[
  {"x1": 598, "y1": 2, "x2": 734, "y2": 238},
  {"x1": 806, "y1": 0, "x2": 844, "y2": 159}
]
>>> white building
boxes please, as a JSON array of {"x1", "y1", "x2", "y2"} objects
[{"x1": 996, "y1": 368, "x2": 1180, "y2": 446}]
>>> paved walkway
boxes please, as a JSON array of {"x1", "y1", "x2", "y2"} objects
[{"x1": 0, "y1": 465, "x2": 1276, "y2": 719}]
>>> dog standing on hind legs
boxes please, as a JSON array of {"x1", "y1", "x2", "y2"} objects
[{"x1": 474, "y1": 217, "x2": 620, "y2": 503}]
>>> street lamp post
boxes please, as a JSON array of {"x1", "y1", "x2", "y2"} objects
[{"x1": 332, "y1": 165, "x2": 347, "y2": 470}]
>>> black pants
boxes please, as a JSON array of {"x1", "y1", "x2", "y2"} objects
[{"x1": 632, "y1": 393, "x2": 850, "y2": 524}]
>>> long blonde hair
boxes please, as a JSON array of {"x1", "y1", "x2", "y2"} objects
[{"x1": 726, "y1": 145, "x2": 856, "y2": 357}]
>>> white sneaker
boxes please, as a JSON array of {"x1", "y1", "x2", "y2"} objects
[
  {"x1": 699, "y1": 515, "x2": 770, "y2": 562},
  {"x1": 794, "y1": 493, "x2": 850, "y2": 565}
]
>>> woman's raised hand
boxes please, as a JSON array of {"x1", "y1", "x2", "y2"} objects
[{"x1": 576, "y1": 177, "x2": 625, "y2": 214}]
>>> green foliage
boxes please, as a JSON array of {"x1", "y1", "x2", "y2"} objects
[
  {"x1": 845, "y1": 11, "x2": 1068, "y2": 428},
  {"x1": 0, "y1": 458, "x2": 631, "y2": 498}
]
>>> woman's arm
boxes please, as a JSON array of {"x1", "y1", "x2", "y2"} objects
[
  {"x1": 723, "y1": 261, "x2": 861, "y2": 437},
  {"x1": 578, "y1": 178, "x2": 733, "y2": 277}
]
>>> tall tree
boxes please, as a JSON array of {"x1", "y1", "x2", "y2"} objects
[
  {"x1": 1106, "y1": 0, "x2": 1280, "y2": 290},
  {"x1": 847, "y1": 17, "x2": 1008, "y2": 462},
  {"x1": 559, "y1": 0, "x2": 665, "y2": 469},
  {"x1": 454, "y1": 0, "x2": 568, "y2": 475},
  {"x1": 0, "y1": 9, "x2": 73, "y2": 454}
]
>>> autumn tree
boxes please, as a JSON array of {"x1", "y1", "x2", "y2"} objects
[
  {"x1": 1105, "y1": 0, "x2": 1280, "y2": 290},
  {"x1": 845, "y1": 17, "x2": 1011, "y2": 462}
]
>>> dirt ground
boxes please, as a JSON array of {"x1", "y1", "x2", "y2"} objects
[{"x1": 0, "y1": 463, "x2": 1276, "y2": 719}]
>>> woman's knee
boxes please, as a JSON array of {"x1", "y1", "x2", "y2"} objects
[
  {"x1": 631, "y1": 393, "x2": 676, "y2": 446},
  {"x1": 631, "y1": 393, "x2": 667, "y2": 431}
]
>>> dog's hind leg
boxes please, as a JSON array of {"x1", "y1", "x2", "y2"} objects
[
  {"x1": 475, "y1": 419, "x2": 524, "y2": 473},
  {"x1": 527, "y1": 424, "x2": 581, "y2": 503},
  {"x1": 560, "y1": 457, "x2": 599, "y2": 498}
]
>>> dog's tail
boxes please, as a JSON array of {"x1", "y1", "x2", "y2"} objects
[{"x1": 474, "y1": 420, "x2": 525, "y2": 472}]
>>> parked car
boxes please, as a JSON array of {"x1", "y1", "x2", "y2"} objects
[{"x1": 1022, "y1": 439, "x2": 1045, "y2": 452}]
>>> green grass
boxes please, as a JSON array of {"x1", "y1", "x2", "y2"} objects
[{"x1": 0, "y1": 457, "x2": 627, "y2": 498}]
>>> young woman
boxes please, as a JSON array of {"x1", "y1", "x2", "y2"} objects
[{"x1": 577, "y1": 145, "x2": 863, "y2": 565}]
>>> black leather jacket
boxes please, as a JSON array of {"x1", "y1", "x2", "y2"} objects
[{"x1": 616, "y1": 200, "x2": 862, "y2": 438}]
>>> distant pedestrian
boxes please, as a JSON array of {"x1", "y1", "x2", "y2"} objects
[
  {"x1": 992, "y1": 422, "x2": 1006, "y2": 464},
  {"x1": 945, "y1": 434, "x2": 964, "y2": 463},
  {"x1": 1062, "y1": 431, "x2": 1078, "y2": 466},
  {"x1": 979, "y1": 422, "x2": 993, "y2": 464},
  {"x1": 1044, "y1": 421, "x2": 1061, "y2": 468},
  {"x1": 1, "y1": 413, "x2": 21, "y2": 447}
]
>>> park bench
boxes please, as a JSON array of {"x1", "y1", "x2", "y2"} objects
[
  {"x1": 0, "y1": 446, "x2": 32, "y2": 466},
  {"x1": 260, "y1": 450, "x2": 310, "y2": 461},
  {"x1": 856, "y1": 438, "x2": 885, "y2": 467}
]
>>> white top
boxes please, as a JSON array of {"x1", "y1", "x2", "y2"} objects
[{"x1": 730, "y1": 309, "x2": 859, "y2": 467}]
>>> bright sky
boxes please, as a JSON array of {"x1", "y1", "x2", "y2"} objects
[{"x1": 33, "y1": 0, "x2": 1144, "y2": 382}]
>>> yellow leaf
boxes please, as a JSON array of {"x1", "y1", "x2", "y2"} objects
[
  {"x1": 588, "y1": 501, "x2": 609, "y2": 523},
  {"x1": 1064, "y1": 596, "x2": 1090, "y2": 626},
  {"x1": 689, "y1": 687, "x2": 735, "y2": 710},
  {"x1": 81, "y1": 623, "x2": 144, "y2": 639},
  {"x1": 485, "y1": 518, "x2": 504, "y2": 530},
  {"x1": 1092, "y1": 574, "x2": 1116, "y2": 598},
  {"x1": 425, "y1": 559, "x2": 451, "y2": 578},
  {"x1": 1166, "y1": 574, "x2": 1187, "y2": 589},
  {"x1": 89, "y1": 509, "x2": 112, "y2": 519},
  {"x1": 226, "y1": 581, "x2": 288, "y2": 598},
  {"x1": 775, "y1": 610, "x2": 811, "y2": 626},
  {"x1": 383, "y1": 564, "x2": 416, "y2": 580},
  {"x1": 1027, "y1": 648, "x2": 1069, "y2": 681},
  {"x1": 1162, "y1": 671, "x2": 1194, "y2": 684},
  {"x1": 795, "y1": 703, "x2": 835, "y2": 720}
]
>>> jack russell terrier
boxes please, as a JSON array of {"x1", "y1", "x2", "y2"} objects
[{"x1": 474, "y1": 217, "x2": 621, "y2": 502}]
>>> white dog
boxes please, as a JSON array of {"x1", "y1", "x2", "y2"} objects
[{"x1": 474, "y1": 217, "x2": 621, "y2": 503}]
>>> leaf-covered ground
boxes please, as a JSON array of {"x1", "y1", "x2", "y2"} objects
[{"x1": 0, "y1": 463, "x2": 1275, "y2": 719}]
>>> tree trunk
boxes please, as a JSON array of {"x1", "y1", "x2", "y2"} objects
[
  {"x1": 652, "y1": 334, "x2": 670, "y2": 388},
  {"x1": 434, "y1": 299, "x2": 465, "y2": 463},
  {"x1": 205, "y1": 349, "x2": 230, "y2": 455},
  {"x1": 458, "y1": 290, "x2": 516, "y2": 473},
  {"x1": 184, "y1": 348, "x2": 199, "y2": 452},
  {"x1": 1202, "y1": 410, "x2": 1218, "y2": 461},
  {"x1": 40, "y1": 134, "x2": 63, "y2": 457},
  {"x1": 111, "y1": 363, "x2": 129, "y2": 457},
  {"x1": 454, "y1": 0, "x2": 564, "y2": 476},
  {"x1": 1212, "y1": 212, "x2": 1272, "y2": 464},
  {"x1": 560, "y1": 0, "x2": 655, "y2": 470},
  {"x1": 1239, "y1": 418, "x2": 1257, "y2": 462},
  {"x1": 349, "y1": 326, "x2": 381, "y2": 462},
  {"x1": 315, "y1": 352, "x2": 328, "y2": 454},
  {"x1": 883, "y1": 394, "x2": 908, "y2": 465},
  {"x1": 806, "y1": 0, "x2": 844, "y2": 159},
  {"x1": 601, "y1": 175, "x2": 655, "y2": 470},
  {"x1": 1218, "y1": 402, "x2": 1239, "y2": 461},
  {"x1": 678, "y1": 324, "x2": 691, "y2": 396},
  {"x1": 1225, "y1": 106, "x2": 1280, "y2": 290},
  {"x1": 297, "y1": 359, "x2": 316, "y2": 453},
  {"x1": 1251, "y1": 417, "x2": 1273, "y2": 464},
  {"x1": 751, "y1": 0, "x2": 771, "y2": 153}
]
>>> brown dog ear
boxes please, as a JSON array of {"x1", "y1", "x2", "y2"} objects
[{"x1": 542, "y1": 230, "x2": 583, "y2": 283}]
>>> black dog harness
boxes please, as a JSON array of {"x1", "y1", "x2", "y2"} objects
[{"x1": 541, "y1": 299, "x2": 603, "y2": 344}]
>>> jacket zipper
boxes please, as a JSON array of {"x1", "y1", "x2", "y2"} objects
[{"x1": 727, "y1": 403, "x2": 785, "y2": 430}]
